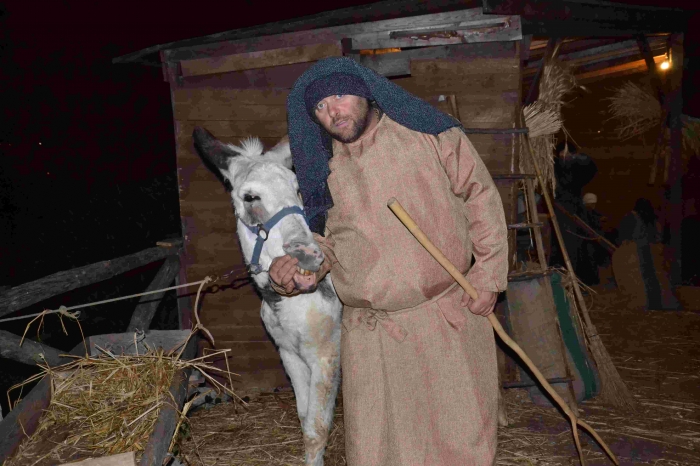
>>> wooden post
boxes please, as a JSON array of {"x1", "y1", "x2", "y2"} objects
[
  {"x1": 636, "y1": 34, "x2": 669, "y2": 186},
  {"x1": 635, "y1": 34, "x2": 665, "y2": 105},
  {"x1": 525, "y1": 37, "x2": 559, "y2": 105},
  {"x1": 0, "y1": 330, "x2": 72, "y2": 367},
  {"x1": 666, "y1": 33, "x2": 684, "y2": 287},
  {"x1": 127, "y1": 256, "x2": 180, "y2": 332}
]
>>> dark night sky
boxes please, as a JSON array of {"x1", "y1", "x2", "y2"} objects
[{"x1": 0, "y1": 1, "x2": 381, "y2": 184}]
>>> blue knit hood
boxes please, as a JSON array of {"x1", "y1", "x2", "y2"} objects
[{"x1": 287, "y1": 57, "x2": 462, "y2": 234}]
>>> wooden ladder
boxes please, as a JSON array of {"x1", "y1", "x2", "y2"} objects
[{"x1": 491, "y1": 172, "x2": 551, "y2": 281}]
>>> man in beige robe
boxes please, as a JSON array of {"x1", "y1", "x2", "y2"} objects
[{"x1": 271, "y1": 58, "x2": 508, "y2": 465}]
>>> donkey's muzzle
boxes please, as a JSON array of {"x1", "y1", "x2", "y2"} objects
[{"x1": 284, "y1": 240, "x2": 324, "y2": 272}]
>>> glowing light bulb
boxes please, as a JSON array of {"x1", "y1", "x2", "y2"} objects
[{"x1": 660, "y1": 61, "x2": 670, "y2": 70}]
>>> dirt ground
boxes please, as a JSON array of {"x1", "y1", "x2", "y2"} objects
[{"x1": 177, "y1": 287, "x2": 700, "y2": 466}]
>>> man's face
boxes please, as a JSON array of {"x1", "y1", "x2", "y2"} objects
[
  {"x1": 585, "y1": 203, "x2": 596, "y2": 211},
  {"x1": 313, "y1": 94, "x2": 375, "y2": 143}
]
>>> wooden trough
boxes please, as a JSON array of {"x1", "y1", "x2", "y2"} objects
[{"x1": 0, "y1": 330, "x2": 197, "y2": 466}]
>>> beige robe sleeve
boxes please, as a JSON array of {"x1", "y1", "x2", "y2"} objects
[{"x1": 437, "y1": 128, "x2": 509, "y2": 293}]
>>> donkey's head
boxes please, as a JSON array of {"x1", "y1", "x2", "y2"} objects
[{"x1": 192, "y1": 127, "x2": 323, "y2": 290}]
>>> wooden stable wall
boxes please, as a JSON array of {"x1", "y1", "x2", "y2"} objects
[
  {"x1": 173, "y1": 86, "x2": 296, "y2": 391},
  {"x1": 165, "y1": 10, "x2": 522, "y2": 392},
  {"x1": 393, "y1": 43, "x2": 521, "y2": 252}
]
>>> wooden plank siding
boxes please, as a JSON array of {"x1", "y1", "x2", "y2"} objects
[
  {"x1": 180, "y1": 43, "x2": 343, "y2": 77},
  {"x1": 173, "y1": 86, "x2": 292, "y2": 392},
  {"x1": 403, "y1": 55, "x2": 521, "y2": 265}
]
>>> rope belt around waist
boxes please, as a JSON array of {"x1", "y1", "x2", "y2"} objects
[{"x1": 346, "y1": 282, "x2": 467, "y2": 342}]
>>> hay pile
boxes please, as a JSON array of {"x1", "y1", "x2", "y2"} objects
[
  {"x1": 522, "y1": 60, "x2": 580, "y2": 195},
  {"x1": 5, "y1": 343, "x2": 236, "y2": 466}
]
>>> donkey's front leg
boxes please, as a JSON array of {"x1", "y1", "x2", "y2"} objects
[
  {"x1": 279, "y1": 349, "x2": 311, "y2": 427},
  {"x1": 301, "y1": 345, "x2": 341, "y2": 466}
]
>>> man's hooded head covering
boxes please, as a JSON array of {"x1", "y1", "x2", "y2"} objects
[{"x1": 287, "y1": 57, "x2": 462, "y2": 234}]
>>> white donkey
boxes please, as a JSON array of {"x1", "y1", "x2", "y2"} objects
[{"x1": 192, "y1": 127, "x2": 342, "y2": 466}]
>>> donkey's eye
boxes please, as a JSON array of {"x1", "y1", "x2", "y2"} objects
[{"x1": 243, "y1": 194, "x2": 260, "y2": 203}]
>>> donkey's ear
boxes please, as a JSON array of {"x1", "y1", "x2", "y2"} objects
[
  {"x1": 192, "y1": 127, "x2": 236, "y2": 170},
  {"x1": 265, "y1": 135, "x2": 293, "y2": 170},
  {"x1": 192, "y1": 127, "x2": 236, "y2": 191}
]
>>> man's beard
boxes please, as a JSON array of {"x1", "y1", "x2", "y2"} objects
[{"x1": 328, "y1": 101, "x2": 373, "y2": 144}]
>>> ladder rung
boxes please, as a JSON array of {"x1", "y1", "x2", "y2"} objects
[
  {"x1": 507, "y1": 222, "x2": 543, "y2": 230},
  {"x1": 462, "y1": 128, "x2": 529, "y2": 135},
  {"x1": 502, "y1": 377, "x2": 573, "y2": 389},
  {"x1": 507, "y1": 269, "x2": 552, "y2": 282},
  {"x1": 492, "y1": 173, "x2": 537, "y2": 180}
]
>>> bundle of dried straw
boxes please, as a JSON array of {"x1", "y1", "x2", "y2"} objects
[
  {"x1": 607, "y1": 82, "x2": 700, "y2": 155},
  {"x1": 606, "y1": 82, "x2": 662, "y2": 140},
  {"x1": 522, "y1": 60, "x2": 580, "y2": 195}
]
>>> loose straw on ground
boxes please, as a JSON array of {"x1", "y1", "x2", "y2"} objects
[
  {"x1": 387, "y1": 198, "x2": 619, "y2": 466},
  {"x1": 519, "y1": 112, "x2": 635, "y2": 411}
]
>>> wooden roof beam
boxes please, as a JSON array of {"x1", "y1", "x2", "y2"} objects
[
  {"x1": 525, "y1": 37, "x2": 559, "y2": 105},
  {"x1": 523, "y1": 38, "x2": 667, "y2": 76},
  {"x1": 574, "y1": 54, "x2": 666, "y2": 82}
]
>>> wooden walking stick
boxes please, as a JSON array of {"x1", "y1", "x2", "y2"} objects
[
  {"x1": 519, "y1": 117, "x2": 635, "y2": 410},
  {"x1": 387, "y1": 198, "x2": 619, "y2": 466}
]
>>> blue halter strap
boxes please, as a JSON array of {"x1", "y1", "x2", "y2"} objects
[{"x1": 240, "y1": 205, "x2": 308, "y2": 274}]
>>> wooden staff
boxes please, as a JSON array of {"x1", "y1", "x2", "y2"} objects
[{"x1": 387, "y1": 198, "x2": 618, "y2": 466}]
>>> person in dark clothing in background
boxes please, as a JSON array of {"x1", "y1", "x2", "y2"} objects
[
  {"x1": 549, "y1": 141, "x2": 598, "y2": 285},
  {"x1": 618, "y1": 198, "x2": 663, "y2": 309},
  {"x1": 579, "y1": 192, "x2": 607, "y2": 286},
  {"x1": 681, "y1": 198, "x2": 700, "y2": 286}
]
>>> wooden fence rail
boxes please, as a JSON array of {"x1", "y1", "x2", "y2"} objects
[
  {"x1": 0, "y1": 244, "x2": 180, "y2": 319},
  {"x1": 0, "y1": 241, "x2": 182, "y2": 367}
]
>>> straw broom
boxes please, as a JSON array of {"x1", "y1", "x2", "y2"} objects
[
  {"x1": 520, "y1": 111, "x2": 636, "y2": 410},
  {"x1": 387, "y1": 198, "x2": 619, "y2": 466}
]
